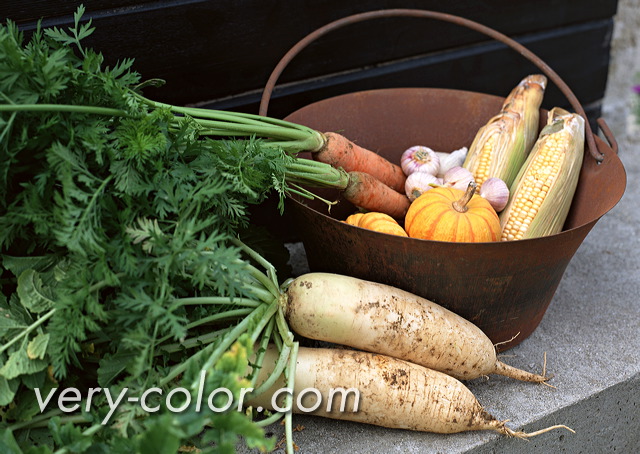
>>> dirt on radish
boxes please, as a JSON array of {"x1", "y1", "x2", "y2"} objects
[
  {"x1": 282, "y1": 272, "x2": 550, "y2": 383},
  {"x1": 248, "y1": 345, "x2": 572, "y2": 437}
]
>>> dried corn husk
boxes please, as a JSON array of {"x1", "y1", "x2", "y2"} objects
[
  {"x1": 499, "y1": 107, "x2": 585, "y2": 240},
  {"x1": 463, "y1": 74, "x2": 547, "y2": 190}
]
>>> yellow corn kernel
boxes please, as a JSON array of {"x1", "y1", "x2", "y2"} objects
[
  {"x1": 475, "y1": 134, "x2": 497, "y2": 184},
  {"x1": 463, "y1": 110, "x2": 523, "y2": 190},
  {"x1": 499, "y1": 108, "x2": 585, "y2": 240}
]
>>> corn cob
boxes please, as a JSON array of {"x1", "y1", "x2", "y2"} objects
[
  {"x1": 499, "y1": 107, "x2": 585, "y2": 241},
  {"x1": 463, "y1": 74, "x2": 547, "y2": 190},
  {"x1": 502, "y1": 74, "x2": 547, "y2": 152}
]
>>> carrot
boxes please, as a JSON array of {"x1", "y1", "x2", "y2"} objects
[
  {"x1": 248, "y1": 345, "x2": 573, "y2": 437},
  {"x1": 343, "y1": 171, "x2": 410, "y2": 219},
  {"x1": 314, "y1": 132, "x2": 406, "y2": 193},
  {"x1": 284, "y1": 272, "x2": 550, "y2": 383}
]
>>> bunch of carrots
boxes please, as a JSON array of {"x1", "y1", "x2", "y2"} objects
[{"x1": 308, "y1": 132, "x2": 411, "y2": 218}]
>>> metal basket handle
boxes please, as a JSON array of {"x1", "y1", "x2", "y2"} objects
[{"x1": 259, "y1": 8, "x2": 605, "y2": 162}]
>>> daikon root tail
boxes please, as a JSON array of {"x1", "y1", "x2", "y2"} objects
[
  {"x1": 498, "y1": 421, "x2": 576, "y2": 438},
  {"x1": 495, "y1": 351, "x2": 556, "y2": 387},
  {"x1": 494, "y1": 360, "x2": 549, "y2": 383}
]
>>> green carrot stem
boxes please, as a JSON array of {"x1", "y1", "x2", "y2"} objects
[
  {"x1": 0, "y1": 111, "x2": 16, "y2": 144},
  {"x1": 286, "y1": 171, "x2": 349, "y2": 189},
  {"x1": 220, "y1": 111, "x2": 316, "y2": 131},
  {"x1": 173, "y1": 296, "x2": 261, "y2": 308},
  {"x1": 135, "y1": 93, "x2": 322, "y2": 140},
  {"x1": 244, "y1": 263, "x2": 280, "y2": 299},
  {"x1": 279, "y1": 277, "x2": 295, "y2": 292},
  {"x1": 82, "y1": 423, "x2": 103, "y2": 436},
  {"x1": 272, "y1": 326, "x2": 283, "y2": 352},
  {"x1": 276, "y1": 307, "x2": 294, "y2": 347},
  {"x1": 171, "y1": 117, "x2": 311, "y2": 141},
  {"x1": 187, "y1": 305, "x2": 272, "y2": 391},
  {"x1": 148, "y1": 99, "x2": 311, "y2": 131},
  {"x1": 243, "y1": 283, "x2": 276, "y2": 305},
  {"x1": 24, "y1": 414, "x2": 90, "y2": 431},
  {"x1": 284, "y1": 341, "x2": 300, "y2": 454},
  {"x1": 0, "y1": 100, "x2": 326, "y2": 150},
  {"x1": 285, "y1": 159, "x2": 350, "y2": 189},
  {"x1": 184, "y1": 308, "x2": 253, "y2": 330},
  {"x1": 166, "y1": 104, "x2": 309, "y2": 132},
  {"x1": 284, "y1": 185, "x2": 324, "y2": 201},
  {"x1": 0, "y1": 308, "x2": 56, "y2": 355},
  {"x1": 161, "y1": 301, "x2": 272, "y2": 389},
  {"x1": 159, "y1": 340, "x2": 219, "y2": 386},
  {"x1": 87, "y1": 273, "x2": 125, "y2": 294},
  {"x1": 8, "y1": 408, "x2": 64, "y2": 431},
  {"x1": 256, "y1": 137, "x2": 325, "y2": 153},
  {"x1": 249, "y1": 318, "x2": 276, "y2": 388},
  {"x1": 231, "y1": 238, "x2": 280, "y2": 296},
  {"x1": 196, "y1": 253, "x2": 275, "y2": 302},
  {"x1": 254, "y1": 410, "x2": 284, "y2": 427},
  {"x1": 76, "y1": 176, "x2": 114, "y2": 250},
  {"x1": 194, "y1": 132, "x2": 325, "y2": 153},
  {"x1": 143, "y1": 322, "x2": 160, "y2": 392},
  {"x1": 248, "y1": 303, "x2": 279, "y2": 345},
  {"x1": 0, "y1": 103, "x2": 128, "y2": 117},
  {"x1": 158, "y1": 327, "x2": 231, "y2": 354},
  {"x1": 250, "y1": 343, "x2": 292, "y2": 399},
  {"x1": 231, "y1": 238, "x2": 280, "y2": 292}
]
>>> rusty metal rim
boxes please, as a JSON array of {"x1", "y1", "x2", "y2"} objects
[{"x1": 259, "y1": 8, "x2": 604, "y2": 163}]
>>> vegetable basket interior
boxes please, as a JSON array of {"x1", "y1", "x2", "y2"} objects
[{"x1": 260, "y1": 10, "x2": 627, "y2": 350}]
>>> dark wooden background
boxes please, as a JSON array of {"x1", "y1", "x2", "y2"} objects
[{"x1": 4, "y1": 1, "x2": 618, "y2": 126}]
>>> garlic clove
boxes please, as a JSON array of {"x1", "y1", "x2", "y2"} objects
[
  {"x1": 435, "y1": 146, "x2": 468, "y2": 178},
  {"x1": 442, "y1": 166, "x2": 475, "y2": 192},
  {"x1": 405, "y1": 171, "x2": 440, "y2": 202},
  {"x1": 400, "y1": 146, "x2": 440, "y2": 176},
  {"x1": 479, "y1": 177, "x2": 510, "y2": 212}
]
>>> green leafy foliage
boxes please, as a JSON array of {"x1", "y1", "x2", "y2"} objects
[{"x1": 0, "y1": 7, "x2": 295, "y2": 453}]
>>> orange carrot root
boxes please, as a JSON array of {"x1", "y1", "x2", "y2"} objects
[
  {"x1": 315, "y1": 132, "x2": 406, "y2": 193},
  {"x1": 344, "y1": 171, "x2": 411, "y2": 219}
]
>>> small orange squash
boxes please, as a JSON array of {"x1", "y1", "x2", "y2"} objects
[
  {"x1": 344, "y1": 212, "x2": 366, "y2": 226},
  {"x1": 344, "y1": 212, "x2": 408, "y2": 237},
  {"x1": 405, "y1": 182, "x2": 500, "y2": 242}
]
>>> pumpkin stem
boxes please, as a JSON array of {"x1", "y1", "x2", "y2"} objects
[{"x1": 452, "y1": 181, "x2": 477, "y2": 213}]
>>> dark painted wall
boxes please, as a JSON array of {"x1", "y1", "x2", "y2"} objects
[{"x1": 4, "y1": 1, "x2": 618, "y2": 123}]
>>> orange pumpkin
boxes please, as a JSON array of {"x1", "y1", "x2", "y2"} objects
[
  {"x1": 344, "y1": 212, "x2": 408, "y2": 237},
  {"x1": 405, "y1": 182, "x2": 500, "y2": 242}
]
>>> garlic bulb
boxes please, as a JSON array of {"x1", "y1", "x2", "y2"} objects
[
  {"x1": 400, "y1": 146, "x2": 440, "y2": 176},
  {"x1": 435, "y1": 147, "x2": 468, "y2": 178},
  {"x1": 405, "y1": 171, "x2": 440, "y2": 202},
  {"x1": 442, "y1": 166, "x2": 475, "y2": 192},
  {"x1": 479, "y1": 177, "x2": 509, "y2": 212}
]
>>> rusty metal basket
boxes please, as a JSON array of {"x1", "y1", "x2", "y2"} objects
[{"x1": 259, "y1": 10, "x2": 627, "y2": 350}]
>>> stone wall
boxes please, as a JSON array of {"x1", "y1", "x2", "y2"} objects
[{"x1": 603, "y1": 0, "x2": 640, "y2": 150}]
